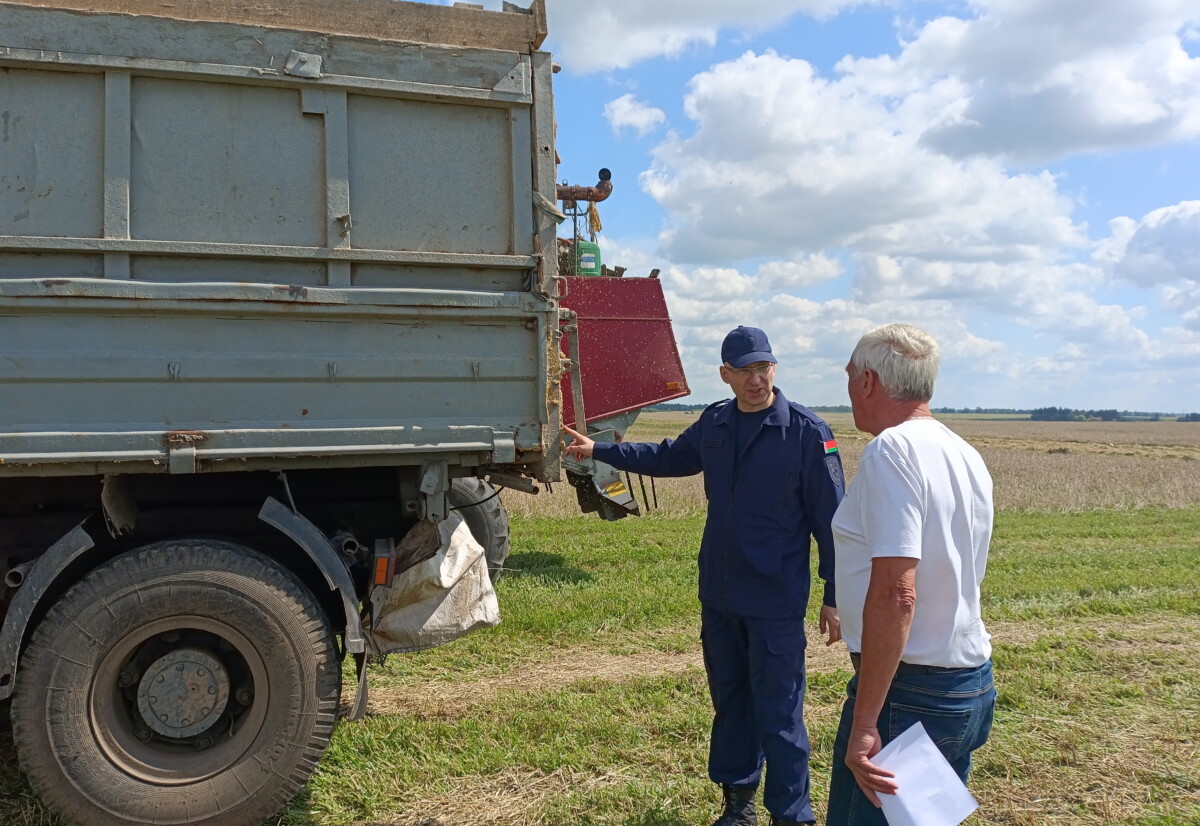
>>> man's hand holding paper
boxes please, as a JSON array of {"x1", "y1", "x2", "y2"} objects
[
  {"x1": 845, "y1": 723, "x2": 898, "y2": 807},
  {"x1": 872, "y1": 722, "x2": 979, "y2": 826}
]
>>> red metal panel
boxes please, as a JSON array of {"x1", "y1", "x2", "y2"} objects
[{"x1": 559, "y1": 276, "x2": 690, "y2": 425}]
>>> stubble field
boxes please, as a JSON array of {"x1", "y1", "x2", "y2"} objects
[
  {"x1": 506, "y1": 412, "x2": 1200, "y2": 517},
  {"x1": 1, "y1": 413, "x2": 1197, "y2": 825}
]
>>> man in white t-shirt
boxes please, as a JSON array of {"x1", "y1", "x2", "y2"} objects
[{"x1": 825, "y1": 323, "x2": 996, "y2": 826}]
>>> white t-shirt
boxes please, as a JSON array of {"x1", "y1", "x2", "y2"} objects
[{"x1": 832, "y1": 419, "x2": 993, "y2": 668}]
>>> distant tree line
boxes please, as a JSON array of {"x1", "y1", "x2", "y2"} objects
[
  {"x1": 648, "y1": 403, "x2": 708, "y2": 412},
  {"x1": 1029, "y1": 407, "x2": 1163, "y2": 422},
  {"x1": 932, "y1": 407, "x2": 1026, "y2": 414},
  {"x1": 648, "y1": 403, "x2": 1194, "y2": 421}
]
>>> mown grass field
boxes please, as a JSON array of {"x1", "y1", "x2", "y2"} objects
[{"x1": 1, "y1": 414, "x2": 1197, "y2": 825}]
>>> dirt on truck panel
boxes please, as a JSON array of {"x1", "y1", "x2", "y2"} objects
[{"x1": 8, "y1": 0, "x2": 549, "y2": 51}]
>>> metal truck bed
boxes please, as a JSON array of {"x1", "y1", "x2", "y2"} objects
[{"x1": 0, "y1": 0, "x2": 563, "y2": 478}]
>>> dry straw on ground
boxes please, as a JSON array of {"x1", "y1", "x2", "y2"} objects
[
  {"x1": 354, "y1": 766, "x2": 634, "y2": 826},
  {"x1": 509, "y1": 413, "x2": 1200, "y2": 517},
  {"x1": 359, "y1": 616, "x2": 1157, "y2": 721}
]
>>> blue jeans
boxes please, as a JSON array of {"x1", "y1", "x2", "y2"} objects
[
  {"x1": 702, "y1": 606, "x2": 814, "y2": 824},
  {"x1": 826, "y1": 660, "x2": 996, "y2": 826}
]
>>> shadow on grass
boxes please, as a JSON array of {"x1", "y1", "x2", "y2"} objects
[
  {"x1": 620, "y1": 808, "x2": 693, "y2": 826},
  {"x1": 0, "y1": 723, "x2": 56, "y2": 826},
  {"x1": 271, "y1": 787, "x2": 322, "y2": 825},
  {"x1": 503, "y1": 551, "x2": 593, "y2": 585}
]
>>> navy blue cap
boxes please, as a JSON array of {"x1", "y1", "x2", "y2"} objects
[{"x1": 721, "y1": 326, "x2": 777, "y2": 368}]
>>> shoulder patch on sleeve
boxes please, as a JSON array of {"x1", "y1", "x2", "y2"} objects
[{"x1": 825, "y1": 455, "x2": 844, "y2": 489}]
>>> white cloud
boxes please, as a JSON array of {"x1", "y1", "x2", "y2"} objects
[
  {"x1": 544, "y1": 0, "x2": 880, "y2": 73},
  {"x1": 1093, "y1": 216, "x2": 1139, "y2": 271},
  {"x1": 629, "y1": 0, "x2": 1198, "y2": 273},
  {"x1": 844, "y1": 0, "x2": 1200, "y2": 163},
  {"x1": 546, "y1": 0, "x2": 1200, "y2": 163},
  {"x1": 641, "y1": 50, "x2": 1088, "y2": 265},
  {"x1": 600, "y1": 229, "x2": 1182, "y2": 408},
  {"x1": 1102, "y1": 200, "x2": 1200, "y2": 287},
  {"x1": 665, "y1": 265, "x2": 757, "y2": 300},
  {"x1": 603, "y1": 94, "x2": 667, "y2": 137},
  {"x1": 539, "y1": 0, "x2": 1200, "y2": 411},
  {"x1": 850, "y1": 253, "x2": 1162, "y2": 362},
  {"x1": 756, "y1": 255, "x2": 844, "y2": 289},
  {"x1": 700, "y1": 294, "x2": 1013, "y2": 407},
  {"x1": 621, "y1": 4, "x2": 1198, "y2": 410},
  {"x1": 595, "y1": 236, "x2": 1019, "y2": 406},
  {"x1": 1163, "y1": 284, "x2": 1200, "y2": 330}
]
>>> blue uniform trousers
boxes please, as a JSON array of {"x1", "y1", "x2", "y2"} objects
[{"x1": 702, "y1": 606, "x2": 814, "y2": 824}]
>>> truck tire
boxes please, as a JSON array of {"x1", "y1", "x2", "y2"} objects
[
  {"x1": 449, "y1": 477, "x2": 510, "y2": 581},
  {"x1": 11, "y1": 539, "x2": 341, "y2": 826}
]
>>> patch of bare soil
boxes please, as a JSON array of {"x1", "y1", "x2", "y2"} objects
[
  {"x1": 355, "y1": 766, "x2": 631, "y2": 826},
  {"x1": 362, "y1": 614, "x2": 1200, "y2": 722},
  {"x1": 366, "y1": 648, "x2": 706, "y2": 719}
]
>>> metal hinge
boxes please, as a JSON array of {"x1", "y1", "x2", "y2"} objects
[{"x1": 165, "y1": 431, "x2": 206, "y2": 475}]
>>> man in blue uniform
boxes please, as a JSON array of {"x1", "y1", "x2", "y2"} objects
[{"x1": 564, "y1": 326, "x2": 845, "y2": 826}]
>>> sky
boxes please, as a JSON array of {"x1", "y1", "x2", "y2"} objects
[{"x1": 458, "y1": 0, "x2": 1200, "y2": 413}]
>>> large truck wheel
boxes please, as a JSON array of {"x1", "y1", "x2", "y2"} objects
[
  {"x1": 11, "y1": 539, "x2": 341, "y2": 826},
  {"x1": 449, "y1": 477, "x2": 511, "y2": 581}
]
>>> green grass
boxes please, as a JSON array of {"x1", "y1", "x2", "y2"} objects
[
  {"x1": 297, "y1": 508, "x2": 1199, "y2": 826},
  {"x1": 986, "y1": 509, "x2": 1200, "y2": 619},
  {"x1": 1, "y1": 508, "x2": 1197, "y2": 825}
]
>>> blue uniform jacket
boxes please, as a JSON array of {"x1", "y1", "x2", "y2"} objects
[{"x1": 593, "y1": 387, "x2": 844, "y2": 619}]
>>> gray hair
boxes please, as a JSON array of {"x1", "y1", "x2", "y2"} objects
[{"x1": 849, "y1": 323, "x2": 941, "y2": 402}]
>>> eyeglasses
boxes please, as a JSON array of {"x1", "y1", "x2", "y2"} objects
[{"x1": 725, "y1": 364, "x2": 774, "y2": 378}]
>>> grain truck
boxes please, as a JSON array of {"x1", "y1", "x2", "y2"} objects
[{"x1": 0, "y1": 1, "x2": 689, "y2": 823}]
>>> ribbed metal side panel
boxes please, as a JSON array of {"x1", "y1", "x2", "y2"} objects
[{"x1": 0, "y1": 4, "x2": 562, "y2": 476}]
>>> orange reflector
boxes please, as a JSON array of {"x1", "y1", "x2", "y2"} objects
[{"x1": 374, "y1": 557, "x2": 391, "y2": 586}]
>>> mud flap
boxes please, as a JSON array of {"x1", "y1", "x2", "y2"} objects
[{"x1": 349, "y1": 652, "x2": 370, "y2": 721}]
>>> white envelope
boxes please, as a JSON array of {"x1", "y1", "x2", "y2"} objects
[{"x1": 873, "y1": 721, "x2": 978, "y2": 826}]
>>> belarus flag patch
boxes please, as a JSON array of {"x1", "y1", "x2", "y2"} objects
[{"x1": 823, "y1": 439, "x2": 839, "y2": 454}]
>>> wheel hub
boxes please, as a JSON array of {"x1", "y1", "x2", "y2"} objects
[{"x1": 135, "y1": 647, "x2": 230, "y2": 739}]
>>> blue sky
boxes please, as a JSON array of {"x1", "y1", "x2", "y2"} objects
[{"x1": 466, "y1": 1, "x2": 1200, "y2": 412}]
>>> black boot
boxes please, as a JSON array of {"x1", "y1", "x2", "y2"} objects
[
  {"x1": 768, "y1": 817, "x2": 814, "y2": 826},
  {"x1": 710, "y1": 784, "x2": 758, "y2": 826}
]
